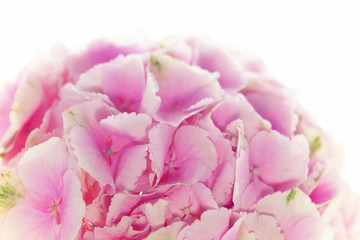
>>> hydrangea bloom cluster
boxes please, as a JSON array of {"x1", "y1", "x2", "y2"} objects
[{"x1": 0, "y1": 35, "x2": 359, "y2": 240}]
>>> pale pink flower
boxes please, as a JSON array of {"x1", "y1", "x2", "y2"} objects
[
  {"x1": 0, "y1": 137, "x2": 85, "y2": 240},
  {"x1": 65, "y1": 100, "x2": 152, "y2": 193}
]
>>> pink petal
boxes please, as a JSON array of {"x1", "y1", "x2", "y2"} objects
[
  {"x1": 1, "y1": 138, "x2": 85, "y2": 240},
  {"x1": 211, "y1": 94, "x2": 271, "y2": 140},
  {"x1": 190, "y1": 183, "x2": 219, "y2": 212},
  {"x1": 63, "y1": 100, "x2": 114, "y2": 148},
  {"x1": 1, "y1": 49, "x2": 67, "y2": 163},
  {"x1": 148, "y1": 123, "x2": 176, "y2": 185},
  {"x1": 253, "y1": 189, "x2": 321, "y2": 234},
  {"x1": 309, "y1": 169, "x2": 344, "y2": 204},
  {"x1": 17, "y1": 137, "x2": 67, "y2": 198},
  {"x1": 211, "y1": 161, "x2": 234, "y2": 207},
  {"x1": 0, "y1": 204, "x2": 60, "y2": 240},
  {"x1": 243, "y1": 79, "x2": 299, "y2": 137},
  {"x1": 233, "y1": 149, "x2": 274, "y2": 210},
  {"x1": 250, "y1": 131, "x2": 309, "y2": 188},
  {"x1": 0, "y1": 77, "x2": 44, "y2": 162},
  {"x1": 166, "y1": 183, "x2": 218, "y2": 223},
  {"x1": 99, "y1": 112, "x2": 152, "y2": 142},
  {"x1": 233, "y1": 149, "x2": 250, "y2": 210},
  {"x1": 59, "y1": 170, "x2": 86, "y2": 240},
  {"x1": 191, "y1": 112, "x2": 235, "y2": 166},
  {"x1": 114, "y1": 144, "x2": 148, "y2": 190},
  {"x1": 66, "y1": 38, "x2": 155, "y2": 80},
  {"x1": 164, "y1": 126, "x2": 217, "y2": 184},
  {"x1": 221, "y1": 215, "x2": 244, "y2": 240},
  {"x1": 77, "y1": 54, "x2": 146, "y2": 113},
  {"x1": 160, "y1": 34, "x2": 193, "y2": 63},
  {"x1": 64, "y1": 100, "x2": 116, "y2": 189},
  {"x1": 83, "y1": 200, "x2": 107, "y2": 228},
  {"x1": 0, "y1": 81, "x2": 17, "y2": 141},
  {"x1": 338, "y1": 186, "x2": 360, "y2": 239},
  {"x1": 139, "y1": 72, "x2": 161, "y2": 115},
  {"x1": 26, "y1": 83, "x2": 112, "y2": 148},
  {"x1": 240, "y1": 176, "x2": 274, "y2": 210},
  {"x1": 70, "y1": 126, "x2": 114, "y2": 189},
  {"x1": 189, "y1": 37, "x2": 247, "y2": 92},
  {"x1": 177, "y1": 208, "x2": 231, "y2": 240},
  {"x1": 106, "y1": 193, "x2": 141, "y2": 225},
  {"x1": 241, "y1": 212, "x2": 284, "y2": 240},
  {"x1": 144, "y1": 199, "x2": 168, "y2": 230},
  {"x1": 286, "y1": 216, "x2": 334, "y2": 240},
  {"x1": 145, "y1": 221, "x2": 186, "y2": 240},
  {"x1": 94, "y1": 216, "x2": 132, "y2": 239},
  {"x1": 149, "y1": 53, "x2": 224, "y2": 126}
]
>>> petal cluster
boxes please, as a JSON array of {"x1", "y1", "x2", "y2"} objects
[{"x1": 0, "y1": 35, "x2": 358, "y2": 239}]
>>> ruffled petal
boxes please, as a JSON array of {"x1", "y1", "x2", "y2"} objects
[
  {"x1": 114, "y1": 144, "x2": 148, "y2": 190},
  {"x1": 250, "y1": 131, "x2": 309, "y2": 188},
  {"x1": 148, "y1": 123, "x2": 175, "y2": 185},
  {"x1": 17, "y1": 137, "x2": 67, "y2": 198},
  {"x1": 59, "y1": 170, "x2": 86, "y2": 240},
  {"x1": 149, "y1": 53, "x2": 224, "y2": 126},
  {"x1": 70, "y1": 126, "x2": 114, "y2": 189},
  {"x1": 211, "y1": 161, "x2": 234, "y2": 207},
  {"x1": 243, "y1": 78, "x2": 299, "y2": 137},
  {"x1": 211, "y1": 94, "x2": 271, "y2": 140},
  {"x1": 77, "y1": 54, "x2": 146, "y2": 113},
  {"x1": 241, "y1": 212, "x2": 284, "y2": 240},
  {"x1": 177, "y1": 208, "x2": 231, "y2": 240},
  {"x1": 164, "y1": 126, "x2": 217, "y2": 184},
  {"x1": 99, "y1": 112, "x2": 152, "y2": 142},
  {"x1": 145, "y1": 221, "x2": 185, "y2": 240},
  {"x1": 253, "y1": 188, "x2": 330, "y2": 238},
  {"x1": 144, "y1": 199, "x2": 168, "y2": 230}
]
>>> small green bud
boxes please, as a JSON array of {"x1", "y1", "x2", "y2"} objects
[
  {"x1": 286, "y1": 188, "x2": 297, "y2": 204},
  {"x1": 310, "y1": 135, "x2": 322, "y2": 155},
  {"x1": 150, "y1": 55, "x2": 161, "y2": 72}
]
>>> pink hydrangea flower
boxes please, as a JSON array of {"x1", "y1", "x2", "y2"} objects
[
  {"x1": 0, "y1": 35, "x2": 359, "y2": 239},
  {"x1": 0, "y1": 137, "x2": 85, "y2": 240}
]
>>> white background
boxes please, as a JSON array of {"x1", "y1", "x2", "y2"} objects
[{"x1": 1, "y1": 0, "x2": 359, "y2": 192}]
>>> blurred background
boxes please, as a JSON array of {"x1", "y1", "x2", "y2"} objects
[{"x1": 1, "y1": 0, "x2": 359, "y2": 192}]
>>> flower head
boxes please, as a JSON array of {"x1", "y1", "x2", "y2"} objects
[{"x1": 0, "y1": 35, "x2": 358, "y2": 239}]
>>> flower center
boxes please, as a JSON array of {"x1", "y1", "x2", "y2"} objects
[
  {"x1": 0, "y1": 171, "x2": 24, "y2": 212},
  {"x1": 251, "y1": 167, "x2": 259, "y2": 176},
  {"x1": 183, "y1": 207, "x2": 190, "y2": 215},
  {"x1": 50, "y1": 198, "x2": 63, "y2": 225},
  {"x1": 106, "y1": 148, "x2": 113, "y2": 154},
  {"x1": 118, "y1": 97, "x2": 132, "y2": 113}
]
